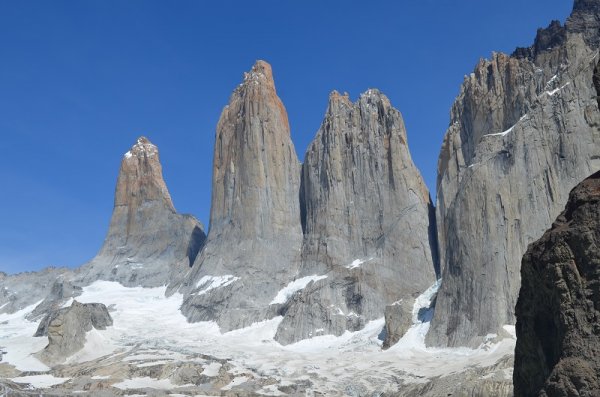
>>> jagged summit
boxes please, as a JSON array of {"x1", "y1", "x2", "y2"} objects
[
  {"x1": 327, "y1": 90, "x2": 351, "y2": 104},
  {"x1": 113, "y1": 136, "x2": 174, "y2": 214},
  {"x1": 240, "y1": 59, "x2": 276, "y2": 89},
  {"x1": 123, "y1": 136, "x2": 159, "y2": 159}
]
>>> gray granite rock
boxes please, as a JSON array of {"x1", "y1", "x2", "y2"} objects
[
  {"x1": 514, "y1": 171, "x2": 600, "y2": 397},
  {"x1": 382, "y1": 299, "x2": 414, "y2": 350},
  {"x1": 428, "y1": 3, "x2": 600, "y2": 347},
  {"x1": 0, "y1": 267, "x2": 73, "y2": 315},
  {"x1": 275, "y1": 90, "x2": 437, "y2": 344},
  {"x1": 77, "y1": 136, "x2": 206, "y2": 288},
  {"x1": 26, "y1": 278, "x2": 82, "y2": 321},
  {"x1": 176, "y1": 60, "x2": 304, "y2": 331},
  {"x1": 35, "y1": 300, "x2": 113, "y2": 365}
]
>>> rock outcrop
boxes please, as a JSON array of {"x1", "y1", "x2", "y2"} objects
[
  {"x1": 514, "y1": 171, "x2": 600, "y2": 397},
  {"x1": 274, "y1": 90, "x2": 437, "y2": 344},
  {"x1": 382, "y1": 299, "x2": 414, "y2": 349},
  {"x1": 26, "y1": 278, "x2": 82, "y2": 321},
  {"x1": 77, "y1": 137, "x2": 206, "y2": 288},
  {"x1": 0, "y1": 267, "x2": 73, "y2": 315},
  {"x1": 35, "y1": 300, "x2": 113, "y2": 365},
  {"x1": 176, "y1": 61, "x2": 304, "y2": 330},
  {"x1": 428, "y1": 1, "x2": 600, "y2": 347}
]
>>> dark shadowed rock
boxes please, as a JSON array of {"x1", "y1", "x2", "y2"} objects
[
  {"x1": 514, "y1": 171, "x2": 600, "y2": 397},
  {"x1": 35, "y1": 300, "x2": 113, "y2": 365},
  {"x1": 77, "y1": 136, "x2": 206, "y2": 288}
]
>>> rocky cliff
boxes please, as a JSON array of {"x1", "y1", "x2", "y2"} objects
[
  {"x1": 274, "y1": 90, "x2": 437, "y2": 344},
  {"x1": 428, "y1": 0, "x2": 600, "y2": 347},
  {"x1": 176, "y1": 61, "x2": 304, "y2": 330},
  {"x1": 77, "y1": 136, "x2": 206, "y2": 288},
  {"x1": 514, "y1": 170, "x2": 600, "y2": 397}
]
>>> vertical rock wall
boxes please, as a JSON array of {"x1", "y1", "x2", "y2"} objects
[{"x1": 428, "y1": 2, "x2": 600, "y2": 347}]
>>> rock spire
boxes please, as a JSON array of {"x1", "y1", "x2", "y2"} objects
[
  {"x1": 274, "y1": 89, "x2": 438, "y2": 344},
  {"x1": 77, "y1": 136, "x2": 206, "y2": 287},
  {"x1": 177, "y1": 60, "x2": 303, "y2": 330}
]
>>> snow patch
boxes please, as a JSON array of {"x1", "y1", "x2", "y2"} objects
[
  {"x1": 113, "y1": 377, "x2": 176, "y2": 390},
  {"x1": 503, "y1": 324, "x2": 516, "y2": 338},
  {"x1": 11, "y1": 374, "x2": 70, "y2": 388},
  {"x1": 65, "y1": 328, "x2": 117, "y2": 364},
  {"x1": 545, "y1": 82, "x2": 570, "y2": 96},
  {"x1": 270, "y1": 275, "x2": 327, "y2": 305},
  {"x1": 221, "y1": 376, "x2": 249, "y2": 390},
  {"x1": 484, "y1": 114, "x2": 529, "y2": 137},
  {"x1": 195, "y1": 275, "x2": 240, "y2": 294},
  {"x1": 202, "y1": 362, "x2": 222, "y2": 377},
  {"x1": 545, "y1": 74, "x2": 558, "y2": 88},
  {"x1": 345, "y1": 257, "x2": 374, "y2": 269},
  {"x1": 136, "y1": 359, "x2": 172, "y2": 367},
  {"x1": 0, "y1": 299, "x2": 49, "y2": 371}
]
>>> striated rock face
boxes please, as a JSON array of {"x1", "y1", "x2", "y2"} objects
[
  {"x1": 77, "y1": 137, "x2": 206, "y2": 288},
  {"x1": 514, "y1": 171, "x2": 600, "y2": 397},
  {"x1": 428, "y1": 2, "x2": 600, "y2": 347},
  {"x1": 274, "y1": 90, "x2": 437, "y2": 344},
  {"x1": 35, "y1": 300, "x2": 112, "y2": 365},
  {"x1": 176, "y1": 61, "x2": 304, "y2": 330}
]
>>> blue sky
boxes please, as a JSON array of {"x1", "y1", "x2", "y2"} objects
[{"x1": 0, "y1": 1, "x2": 573, "y2": 274}]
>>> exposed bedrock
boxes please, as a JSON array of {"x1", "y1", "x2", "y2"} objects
[
  {"x1": 77, "y1": 136, "x2": 206, "y2": 288},
  {"x1": 275, "y1": 90, "x2": 438, "y2": 344},
  {"x1": 35, "y1": 300, "x2": 113, "y2": 365},
  {"x1": 428, "y1": 1, "x2": 600, "y2": 347},
  {"x1": 514, "y1": 171, "x2": 600, "y2": 397},
  {"x1": 176, "y1": 60, "x2": 304, "y2": 331}
]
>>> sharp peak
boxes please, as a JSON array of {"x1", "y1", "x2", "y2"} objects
[
  {"x1": 251, "y1": 59, "x2": 272, "y2": 75},
  {"x1": 135, "y1": 136, "x2": 153, "y2": 145},
  {"x1": 123, "y1": 136, "x2": 158, "y2": 159},
  {"x1": 239, "y1": 59, "x2": 276, "y2": 90}
]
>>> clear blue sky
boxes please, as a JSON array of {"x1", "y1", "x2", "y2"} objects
[{"x1": 0, "y1": 1, "x2": 573, "y2": 274}]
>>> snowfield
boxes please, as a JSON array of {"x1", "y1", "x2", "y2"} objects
[{"x1": 0, "y1": 280, "x2": 516, "y2": 394}]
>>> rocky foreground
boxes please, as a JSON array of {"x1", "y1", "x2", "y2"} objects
[{"x1": 515, "y1": 171, "x2": 600, "y2": 397}]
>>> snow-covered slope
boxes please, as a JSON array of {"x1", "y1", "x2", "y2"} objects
[{"x1": 0, "y1": 280, "x2": 515, "y2": 396}]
